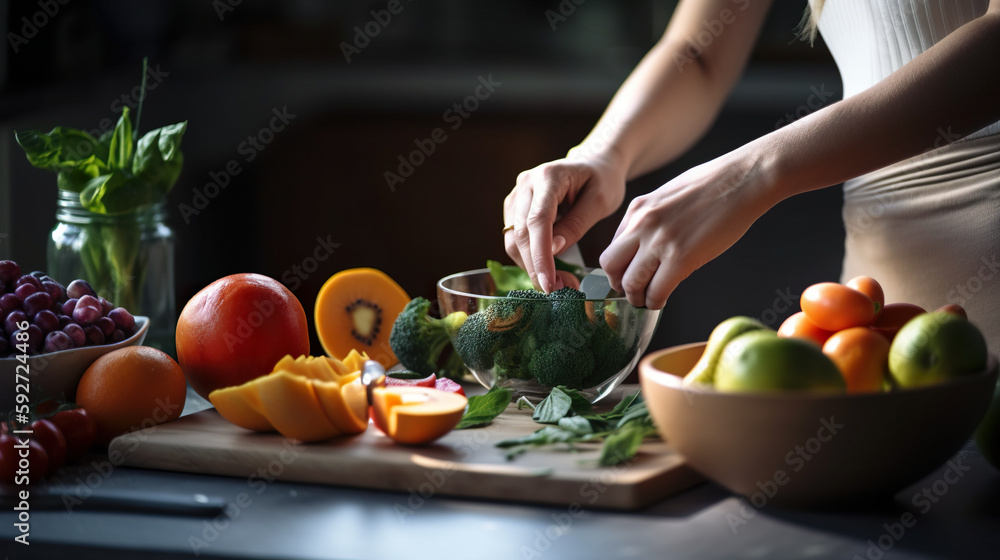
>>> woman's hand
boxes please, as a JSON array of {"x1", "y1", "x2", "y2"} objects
[
  {"x1": 599, "y1": 149, "x2": 776, "y2": 309},
  {"x1": 503, "y1": 148, "x2": 627, "y2": 293}
]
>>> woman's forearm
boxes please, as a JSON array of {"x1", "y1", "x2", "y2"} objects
[
  {"x1": 575, "y1": 0, "x2": 774, "y2": 180},
  {"x1": 756, "y1": 8, "x2": 1000, "y2": 203}
]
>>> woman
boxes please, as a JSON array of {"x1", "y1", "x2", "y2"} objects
[{"x1": 503, "y1": 0, "x2": 1000, "y2": 351}]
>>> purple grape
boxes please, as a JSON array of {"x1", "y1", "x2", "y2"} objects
[
  {"x1": 0, "y1": 261, "x2": 21, "y2": 285},
  {"x1": 28, "y1": 270, "x2": 48, "y2": 279},
  {"x1": 109, "y1": 329, "x2": 126, "y2": 343},
  {"x1": 41, "y1": 280, "x2": 65, "y2": 304},
  {"x1": 62, "y1": 297, "x2": 78, "y2": 316},
  {"x1": 43, "y1": 330, "x2": 74, "y2": 353},
  {"x1": 0, "y1": 293, "x2": 21, "y2": 314},
  {"x1": 96, "y1": 316, "x2": 115, "y2": 337},
  {"x1": 99, "y1": 297, "x2": 113, "y2": 315},
  {"x1": 4, "y1": 310, "x2": 27, "y2": 336},
  {"x1": 83, "y1": 325, "x2": 105, "y2": 346},
  {"x1": 23, "y1": 291, "x2": 52, "y2": 317},
  {"x1": 63, "y1": 323, "x2": 86, "y2": 347},
  {"x1": 73, "y1": 305, "x2": 101, "y2": 325},
  {"x1": 59, "y1": 314, "x2": 72, "y2": 328},
  {"x1": 66, "y1": 279, "x2": 96, "y2": 299},
  {"x1": 15, "y1": 275, "x2": 42, "y2": 291},
  {"x1": 77, "y1": 294, "x2": 100, "y2": 310},
  {"x1": 14, "y1": 283, "x2": 38, "y2": 300},
  {"x1": 33, "y1": 309, "x2": 59, "y2": 334},
  {"x1": 108, "y1": 307, "x2": 136, "y2": 334},
  {"x1": 24, "y1": 324, "x2": 43, "y2": 354}
]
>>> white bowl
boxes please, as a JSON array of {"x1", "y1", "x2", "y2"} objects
[{"x1": 1, "y1": 317, "x2": 149, "y2": 414}]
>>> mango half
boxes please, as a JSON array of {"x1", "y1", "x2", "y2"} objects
[{"x1": 370, "y1": 386, "x2": 468, "y2": 445}]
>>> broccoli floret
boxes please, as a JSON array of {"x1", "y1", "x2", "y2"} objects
[
  {"x1": 438, "y1": 348, "x2": 468, "y2": 381},
  {"x1": 583, "y1": 324, "x2": 638, "y2": 388},
  {"x1": 528, "y1": 341, "x2": 596, "y2": 389},
  {"x1": 548, "y1": 287, "x2": 597, "y2": 344},
  {"x1": 452, "y1": 311, "x2": 507, "y2": 372},
  {"x1": 389, "y1": 297, "x2": 468, "y2": 375}
]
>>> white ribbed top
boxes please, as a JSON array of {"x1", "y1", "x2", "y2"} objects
[{"x1": 817, "y1": 0, "x2": 1000, "y2": 139}]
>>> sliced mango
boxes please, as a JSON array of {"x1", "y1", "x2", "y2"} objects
[
  {"x1": 209, "y1": 381, "x2": 274, "y2": 432},
  {"x1": 341, "y1": 349, "x2": 370, "y2": 374},
  {"x1": 371, "y1": 386, "x2": 468, "y2": 445},
  {"x1": 254, "y1": 371, "x2": 343, "y2": 442},
  {"x1": 312, "y1": 379, "x2": 368, "y2": 434}
]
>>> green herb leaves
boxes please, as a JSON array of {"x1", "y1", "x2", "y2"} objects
[
  {"x1": 455, "y1": 386, "x2": 512, "y2": 429},
  {"x1": 498, "y1": 389, "x2": 657, "y2": 466},
  {"x1": 13, "y1": 59, "x2": 187, "y2": 216}
]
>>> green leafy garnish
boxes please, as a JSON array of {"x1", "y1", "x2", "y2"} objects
[
  {"x1": 455, "y1": 385, "x2": 512, "y2": 429},
  {"x1": 497, "y1": 390, "x2": 657, "y2": 466},
  {"x1": 486, "y1": 258, "x2": 587, "y2": 296},
  {"x1": 13, "y1": 58, "x2": 187, "y2": 310}
]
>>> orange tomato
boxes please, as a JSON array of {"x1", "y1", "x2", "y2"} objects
[
  {"x1": 846, "y1": 276, "x2": 885, "y2": 319},
  {"x1": 869, "y1": 302, "x2": 926, "y2": 342},
  {"x1": 801, "y1": 282, "x2": 877, "y2": 332},
  {"x1": 822, "y1": 327, "x2": 890, "y2": 393},
  {"x1": 777, "y1": 311, "x2": 835, "y2": 346}
]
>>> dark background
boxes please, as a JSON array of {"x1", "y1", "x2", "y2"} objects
[{"x1": 0, "y1": 0, "x2": 845, "y2": 359}]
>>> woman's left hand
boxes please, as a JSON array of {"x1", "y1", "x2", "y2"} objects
[{"x1": 599, "y1": 149, "x2": 777, "y2": 309}]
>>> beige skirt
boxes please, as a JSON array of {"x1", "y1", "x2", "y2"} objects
[{"x1": 841, "y1": 133, "x2": 1000, "y2": 355}]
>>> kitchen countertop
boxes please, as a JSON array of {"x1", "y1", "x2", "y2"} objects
[{"x1": 3, "y1": 386, "x2": 998, "y2": 560}]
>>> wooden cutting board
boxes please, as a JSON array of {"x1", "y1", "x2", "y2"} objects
[{"x1": 109, "y1": 385, "x2": 702, "y2": 510}]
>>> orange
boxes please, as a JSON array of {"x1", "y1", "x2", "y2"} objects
[
  {"x1": 822, "y1": 327, "x2": 890, "y2": 393},
  {"x1": 76, "y1": 346, "x2": 188, "y2": 445},
  {"x1": 176, "y1": 273, "x2": 310, "y2": 400}
]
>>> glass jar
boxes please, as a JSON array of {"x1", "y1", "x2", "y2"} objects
[{"x1": 48, "y1": 190, "x2": 176, "y2": 356}]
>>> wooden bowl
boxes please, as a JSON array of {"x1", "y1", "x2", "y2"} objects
[{"x1": 639, "y1": 342, "x2": 998, "y2": 508}]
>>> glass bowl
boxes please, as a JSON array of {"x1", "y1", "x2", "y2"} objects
[{"x1": 437, "y1": 269, "x2": 661, "y2": 403}]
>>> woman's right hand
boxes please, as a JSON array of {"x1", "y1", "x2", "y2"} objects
[{"x1": 503, "y1": 148, "x2": 628, "y2": 293}]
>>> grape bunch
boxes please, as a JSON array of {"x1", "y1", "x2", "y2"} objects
[{"x1": 0, "y1": 260, "x2": 138, "y2": 358}]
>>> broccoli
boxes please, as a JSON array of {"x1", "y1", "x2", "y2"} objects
[
  {"x1": 548, "y1": 287, "x2": 597, "y2": 345},
  {"x1": 528, "y1": 341, "x2": 596, "y2": 389},
  {"x1": 437, "y1": 348, "x2": 468, "y2": 381},
  {"x1": 452, "y1": 311, "x2": 508, "y2": 372},
  {"x1": 583, "y1": 323, "x2": 638, "y2": 388},
  {"x1": 388, "y1": 297, "x2": 468, "y2": 375}
]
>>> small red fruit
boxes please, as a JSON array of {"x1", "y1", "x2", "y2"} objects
[
  {"x1": 30, "y1": 419, "x2": 67, "y2": 474},
  {"x1": 48, "y1": 408, "x2": 98, "y2": 461}
]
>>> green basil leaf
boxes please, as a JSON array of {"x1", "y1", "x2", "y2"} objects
[
  {"x1": 107, "y1": 107, "x2": 133, "y2": 169},
  {"x1": 616, "y1": 401, "x2": 650, "y2": 429},
  {"x1": 557, "y1": 415, "x2": 593, "y2": 436},
  {"x1": 15, "y1": 127, "x2": 108, "y2": 177},
  {"x1": 486, "y1": 259, "x2": 535, "y2": 295},
  {"x1": 598, "y1": 424, "x2": 646, "y2": 466},
  {"x1": 132, "y1": 121, "x2": 187, "y2": 195},
  {"x1": 455, "y1": 386, "x2": 511, "y2": 429},
  {"x1": 80, "y1": 171, "x2": 156, "y2": 214},
  {"x1": 496, "y1": 425, "x2": 578, "y2": 448},
  {"x1": 57, "y1": 168, "x2": 98, "y2": 193},
  {"x1": 532, "y1": 386, "x2": 572, "y2": 424},
  {"x1": 553, "y1": 385, "x2": 593, "y2": 415},
  {"x1": 386, "y1": 371, "x2": 431, "y2": 380}
]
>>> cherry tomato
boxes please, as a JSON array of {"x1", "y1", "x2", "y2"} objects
[
  {"x1": 30, "y1": 418, "x2": 67, "y2": 475},
  {"x1": 822, "y1": 327, "x2": 890, "y2": 393},
  {"x1": 801, "y1": 282, "x2": 877, "y2": 332},
  {"x1": 0, "y1": 433, "x2": 49, "y2": 485},
  {"x1": 936, "y1": 303, "x2": 968, "y2": 319},
  {"x1": 777, "y1": 311, "x2": 835, "y2": 346},
  {"x1": 870, "y1": 303, "x2": 926, "y2": 342},
  {"x1": 48, "y1": 408, "x2": 98, "y2": 462},
  {"x1": 846, "y1": 276, "x2": 885, "y2": 319}
]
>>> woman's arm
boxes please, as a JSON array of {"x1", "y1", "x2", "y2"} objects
[
  {"x1": 600, "y1": 1, "x2": 1000, "y2": 308},
  {"x1": 505, "y1": 0, "x2": 774, "y2": 293}
]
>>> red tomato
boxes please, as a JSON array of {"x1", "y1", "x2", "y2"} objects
[
  {"x1": 0, "y1": 433, "x2": 49, "y2": 485},
  {"x1": 846, "y1": 276, "x2": 885, "y2": 319},
  {"x1": 936, "y1": 304, "x2": 968, "y2": 319},
  {"x1": 801, "y1": 282, "x2": 877, "y2": 332},
  {"x1": 777, "y1": 311, "x2": 835, "y2": 346},
  {"x1": 870, "y1": 303, "x2": 926, "y2": 342},
  {"x1": 48, "y1": 408, "x2": 98, "y2": 462},
  {"x1": 30, "y1": 419, "x2": 67, "y2": 475},
  {"x1": 822, "y1": 327, "x2": 891, "y2": 393}
]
